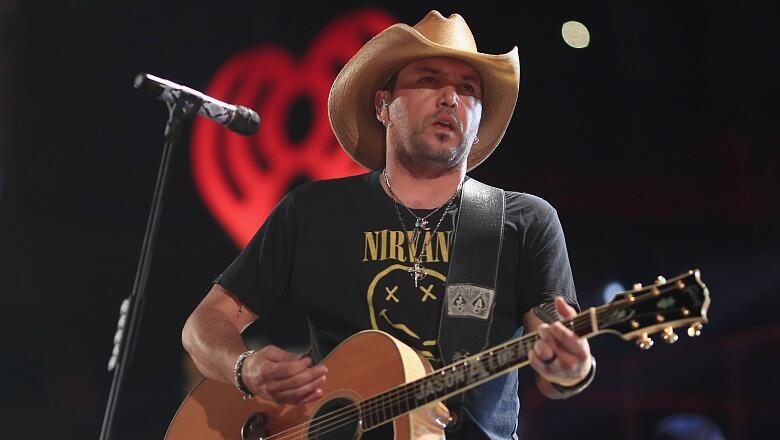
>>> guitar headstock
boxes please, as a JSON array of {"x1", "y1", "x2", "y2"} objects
[{"x1": 596, "y1": 269, "x2": 710, "y2": 349}]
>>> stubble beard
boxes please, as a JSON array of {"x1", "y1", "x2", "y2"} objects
[{"x1": 390, "y1": 121, "x2": 474, "y2": 179}]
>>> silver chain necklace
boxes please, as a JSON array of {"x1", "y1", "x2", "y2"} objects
[{"x1": 382, "y1": 168, "x2": 461, "y2": 287}]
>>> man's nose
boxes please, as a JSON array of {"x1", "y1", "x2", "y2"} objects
[{"x1": 438, "y1": 85, "x2": 459, "y2": 108}]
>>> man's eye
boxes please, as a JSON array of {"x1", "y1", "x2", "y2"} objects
[
  {"x1": 419, "y1": 77, "x2": 434, "y2": 84},
  {"x1": 462, "y1": 84, "x2": 475, "y2": 93}
]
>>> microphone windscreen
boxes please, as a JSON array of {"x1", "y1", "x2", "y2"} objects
[{"x1": 229, "y1": 106, "x2": 261, "y2": 135}]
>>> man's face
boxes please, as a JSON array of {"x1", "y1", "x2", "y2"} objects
[{"x1": 379, "y1": 57, "x2": 483, "y2": 176}]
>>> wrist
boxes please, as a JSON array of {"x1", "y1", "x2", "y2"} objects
[
  {"x1": 233, "y1": 349, "x2": 256, "y2": 400},
  {"x1": 550, "y1": 356, "x2": 596, "y2": 396}
]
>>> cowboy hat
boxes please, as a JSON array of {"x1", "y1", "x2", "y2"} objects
[{"x1": 328, "y1": 10, "x2": 520, "y2": 171}]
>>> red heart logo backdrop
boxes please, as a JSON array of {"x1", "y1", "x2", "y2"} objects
[{"x1": 192, "y1": 10, "x2": 395, "y2": 247}]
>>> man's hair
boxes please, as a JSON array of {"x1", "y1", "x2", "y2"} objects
[{"x1": 382, "y1": 72, "x2": 399, "y2": 94}]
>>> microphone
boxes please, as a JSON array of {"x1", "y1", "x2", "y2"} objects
[{"x1": 134, "y1": 73, "x2": 260, "y2": 135}]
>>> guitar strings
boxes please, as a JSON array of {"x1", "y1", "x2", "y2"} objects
[
  {"x1": 262, "y1": 321, "x2": 591, "y2": 439},
  {"x1": 263, "y1": 287, "x2": 683, "y2": 440},
  {"x1": 317, "y1": 284, "x2": 691, "y2": 438},
  {"x1": 263, "y1": 316, "x2": 599, "y2": 440},
  {"x1": 267, "y1": 314, "x2": 609, "y2": 440},
  {"x1": 353, "y1": 277, "x2": 688, "y2": 431},
  {"x1": 262, "y1": 335, "x2": 557, "y2": 439}
]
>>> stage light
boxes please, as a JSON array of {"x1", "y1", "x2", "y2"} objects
[
  {"x1": 562, "y1": 21, "x2": 590, "y2": 48},
  {"x1": 602, "y1": 281, "x2": 626, "y2": 303}
]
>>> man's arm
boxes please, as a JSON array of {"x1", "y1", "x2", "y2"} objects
[
  {"x1": 182, "y1": 284, "x2": 326, "y2": 404},
  {"x1": 522, "y1": 296, "x2": 594, "y2": 399}
]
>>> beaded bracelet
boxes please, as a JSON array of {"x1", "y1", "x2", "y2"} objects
[{"x1": 233, "y1": 349, "x2": 256, "y2": 400}]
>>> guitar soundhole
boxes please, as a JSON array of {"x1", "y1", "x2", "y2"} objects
[
  {"x1": 308, "y1": 397, "x2": 360, "y2": 439},
  {"x1": 241, "y1": 412, "x2": 268, "y2": 440}
]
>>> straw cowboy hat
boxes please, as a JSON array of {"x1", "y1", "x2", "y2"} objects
[{"x1": 328, "y1": 10, "x2": 520, "y2": 171}]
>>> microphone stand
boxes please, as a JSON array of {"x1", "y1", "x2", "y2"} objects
[{"x1": 100, "y1": 89, "x2": 203, "y2": 440}]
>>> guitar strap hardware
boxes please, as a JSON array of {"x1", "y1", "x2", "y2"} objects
[{"x1": 436, "y1": 178, "x2": 505, "y2": 432}]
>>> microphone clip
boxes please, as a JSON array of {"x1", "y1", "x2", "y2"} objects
[{"x1": 163, "y1": 89, "x2": 203, "y2": 142}]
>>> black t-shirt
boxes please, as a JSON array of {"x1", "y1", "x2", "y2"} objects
[{"x1": 217, "y1": 170, "x2": 577, "y2": 439}]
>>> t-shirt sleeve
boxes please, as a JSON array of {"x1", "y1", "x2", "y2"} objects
[
  {"x1": 517, "y1": 202, "x2": 578, "y2": 315},
  {"x1": 214, "y1": 192, "x2": 298, "y2": 316}
]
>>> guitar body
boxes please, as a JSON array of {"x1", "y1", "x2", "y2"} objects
[{"x1": 166, "y1": 330, "x2": 448, "y2": 440}]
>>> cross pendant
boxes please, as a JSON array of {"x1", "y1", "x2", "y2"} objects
[{"x1": 408, "y1": 262, "x2": 427, "y2": 287}]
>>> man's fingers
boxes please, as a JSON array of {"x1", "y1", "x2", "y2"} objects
[
  {"x1": 245, "y1": 355, "x2": 309, "y2": 389},
  {"x1": 531, "y1": 305, "x2": 594, "y2": 388},
  {"x1": 530, "y1": 342, "x2": 586, "y2": 386},
  {"x1": 241, "y1": 346, "x2": 332, "y2": 405},
  {"x1": 551, "y1": 347, "x2": 579, "y2": 370},
  {"x1": 533, "y1": 325, "x2": 555, "y2": 361},
  {"x1": 257, "y1": 345, "x2": 301, "y2": 362},
  {"x1": 265, "y1": 364, "x2": 328, "y2": 394},
  {"x1": 554, "y1": 296, "x2": 577, "y2": 319},
  {"x1": 298, "y1": 388, "x2": 325, "y2": 404},
  {"x1": 529, "y1": 351, "x2": 552, "y2": 376},
  {"x1": 242, "y1": 351, "x2": 298, "y2": 392},
  {"x1": 549, "y1": 322, "x2": 588, "y2": 359},
  {"x1": 528, "y1": 351, "x2": 547, "y2": 374},
  {"x1": 270, "y1": 375, "x2": 327, "y2": 404},
  {"x1": 261, "y1": 357, "x2": 313, "y2": 382},
  {"x1": 532, "y1": 321, "x2": 589, "y2": 377},
  {"x1": 533, "y1": 340, "x2": 554, "y2": 361}
]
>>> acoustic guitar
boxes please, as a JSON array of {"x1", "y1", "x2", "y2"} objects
[{"x1": 166, "y1": 269, "x2": 710, "y2": 440}]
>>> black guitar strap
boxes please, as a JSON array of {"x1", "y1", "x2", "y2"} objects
[{"x1": 437, "y1": 177, "x2": 505, "y2": 431}]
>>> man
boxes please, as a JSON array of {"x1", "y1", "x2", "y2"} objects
[{"x1": 182, "y1": 10, "x2": 594, "y2": 439}]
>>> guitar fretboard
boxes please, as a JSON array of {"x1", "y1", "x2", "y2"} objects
[{"x1": 358, "y1": 312, "x2": 596, "y2": 430}]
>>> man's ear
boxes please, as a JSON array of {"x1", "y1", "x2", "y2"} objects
[{"x1": 374, "y1": 91, "x2": 390, "y2": 122}]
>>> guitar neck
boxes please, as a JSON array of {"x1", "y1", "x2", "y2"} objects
[
  {"x1": 358, "y1": 269, "x2": 710, "y2": 431},
  {"x1": 358, "y1": 309, "x2": 600, "y2": 431}
]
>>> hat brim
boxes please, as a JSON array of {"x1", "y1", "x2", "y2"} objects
[{"x1": 329, "y1": 23, "x2": 520, "y2": 171}]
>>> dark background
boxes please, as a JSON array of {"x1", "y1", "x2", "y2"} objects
[{"x1": 1, "y1": 1, "x2": 778, "y2": 439}]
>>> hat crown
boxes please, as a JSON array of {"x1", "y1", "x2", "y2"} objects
[{"x1": 413, "y1": 10, "x2": 477, "y2": 52}]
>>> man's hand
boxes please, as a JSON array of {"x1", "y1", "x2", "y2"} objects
[
  {"x1": 527, "y1": 296, "x2": 592, "y2": 388},
  {"x1": 182, "y1": 286, "x2": 328, "y2": 405},
  {"x1": 241, "y1": 345, "x2": 328, "y2": 405}
]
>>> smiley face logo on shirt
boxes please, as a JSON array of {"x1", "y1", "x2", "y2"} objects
[{"x1": 366, "y1": 264, "x2": 446, "y2": 359}]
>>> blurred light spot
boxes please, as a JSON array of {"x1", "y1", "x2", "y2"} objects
[
  {"x1": 655, "y1": 414, "x2": 726, "y2": 440},
  {"x1": 562, "y1": 21, "x2": 590, "y2": 48},
  {"x1": 602, "y1": 281, "x2": 625, "y2": 304}
]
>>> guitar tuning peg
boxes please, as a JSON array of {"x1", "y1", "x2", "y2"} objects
[
  {"x1": 656, "y1": 275, "x2": 667, "y2": 284},
  {"x1": 636, "y1": 333, "x2": 654, "y2": 350},
  {"x1": 662, "y1": 327, "x2": 678, "y2": 344},
  {"x1": 687, "y1": 322, "x2": 703, "y2": 337}
]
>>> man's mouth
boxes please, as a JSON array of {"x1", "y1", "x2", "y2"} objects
[{"x1": 432, "y1": 114, "x2": 458, "y2": 132}]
